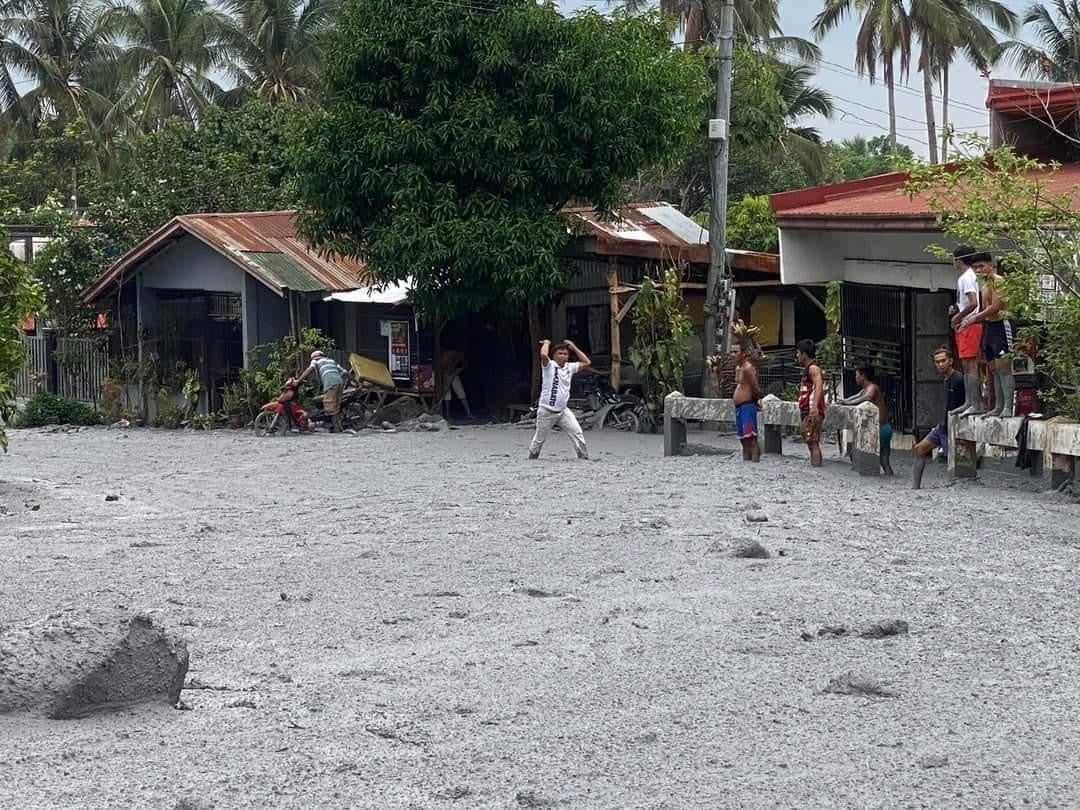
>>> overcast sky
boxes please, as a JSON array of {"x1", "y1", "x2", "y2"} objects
[{"x1": 560, "y1": 0, "x2": 1032, "y2": 157}]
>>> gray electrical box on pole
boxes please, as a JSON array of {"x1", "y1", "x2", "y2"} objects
[{"x1": 703, "y1": 0, "x2": 736, "y2": 361}]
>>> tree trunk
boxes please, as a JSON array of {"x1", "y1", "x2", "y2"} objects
[
  {"x1": 923, "y1": 62, "x2": 939, "y2": 164},
  {"x1": 941, "y1": 64, "x2": 950, "y2": 161},
  {"x1": 885, "y1": 56, "x2": 897, "y2": 152},
  {"x1": 527, "y1": 303, "x2": 541, "y2": 402}
]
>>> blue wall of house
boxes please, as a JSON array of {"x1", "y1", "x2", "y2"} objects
[
  {"x1": 141, "y1": 236, "x2": 246, "y2": 293},
  {"x1": 243, "y1": 276, "x2": 291, "y2": 362}
]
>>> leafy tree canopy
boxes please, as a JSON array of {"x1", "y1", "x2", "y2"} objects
[
  {"x1": 291, "y1": 0, "x2": 709, "y2": 321},
  {"x1": 0, "y1": 228, "x2": 43, "y2": 450},
  {"x1": 88, "y1": 99, "x2": 298, "y2": 249}
]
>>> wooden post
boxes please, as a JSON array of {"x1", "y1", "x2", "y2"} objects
[{"x1": 608, "y1": 259, "x2": 621, "y2": 392}]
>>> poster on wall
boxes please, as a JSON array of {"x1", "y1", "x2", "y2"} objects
[{"x1": 388, "y1": 321, "x2": 411, "y2": 381}]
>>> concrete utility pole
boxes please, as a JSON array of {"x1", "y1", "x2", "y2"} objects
[{"x1": 703, "y1": 0, "x2": 736, "y2": 361}]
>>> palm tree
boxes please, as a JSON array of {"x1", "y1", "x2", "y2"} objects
[
  {"x1": 101, "y1": 0, "x2": 239, "y2": 130},
  {"x1": 614, "y1": 0, "x2": 820, "y2": 60},
  {"x1": 0, "y1": 0, "x2": 117, "y2": 133},
  {"x1": 222, "y1": 0, "x2": 337, "y2": 104},
  {"x1": 813, "y1": 0, "x2": 914, "y2": 152},
  {"x1": 776, "y1": 60, "x2": 835, "y2": 179},
  {"x1": 1008, "y1": 1, "x2": 1080, "y2": 82},
  {"x1": 915, "y1": 0, "x2": 1015, "y2": 163}
]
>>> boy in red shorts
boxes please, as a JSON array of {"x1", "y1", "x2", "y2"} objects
[{"x1": 950, "y1": 246, "x2": 983, "y2": 416}]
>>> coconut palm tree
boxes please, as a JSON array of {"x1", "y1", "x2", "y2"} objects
[
  {"x1": 0, "y1": 0, "x2": 117, "y2": 133},
  {"x1": 1008, "y1": 1, "x2": 1080, "y2": 82},
  {"x1": 101, "y1": 0, "x2": 240, "y2": 130},
  {"x1": 813, "y1": 0, "x2": 914, "y2": 152},
  {"x1": 222, "y1": 0, "x2": 338, "y2": 104},
  {"x1": 775, "y1": 59, "x2": 835, "y2": 179},
  {"x1": 914, "y1": 0, "x2": 1015, "y2": 163},
  {"x1": 614, "y1": 0, "x2": 820, "y2": 60}
]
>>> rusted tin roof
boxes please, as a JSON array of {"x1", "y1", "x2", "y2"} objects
[
  {"x1": 564, "y1": 202, "x2": 778, "y2": 274},
  {"x1": 82, "y1": 211, "x2": 368, "y2": 303}
]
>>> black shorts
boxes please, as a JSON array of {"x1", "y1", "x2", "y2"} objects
[{"x1": 982, "y1": 320, "x2": 1014, "y2": 361}]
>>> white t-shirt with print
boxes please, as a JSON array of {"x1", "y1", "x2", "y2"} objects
[
  {"x1": 538, "y1": 361, "x2": 580, "y2": 412},
  {"x1": 956, "y1": 268, "x2": 980, "y2": 312}
]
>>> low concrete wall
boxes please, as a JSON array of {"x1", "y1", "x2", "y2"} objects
[
  {"x1": 664, "y1": 393, "x2": 882, "y2": 476},
  {"x1": 949, "y1": 413, "x2": 1079, "y2": 489}
]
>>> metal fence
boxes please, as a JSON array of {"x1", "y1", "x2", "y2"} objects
[
  {"x1": 14, "y1": 335, "x2": 48, "y2": 398},
  {"x1": 14, "y1": 334, "x2": 110, "y2": 403},
  {"x1": 56, "y1": 337, "x2": 110, "y2": 402}
]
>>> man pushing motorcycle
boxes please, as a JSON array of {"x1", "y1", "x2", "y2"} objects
[{"x1": 296, "y1": 350, "x2": 348, "y2": 433}]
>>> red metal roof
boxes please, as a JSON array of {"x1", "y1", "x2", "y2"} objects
[
  {"x1": 986, "y1": 79, "x2": 1080, "y2": 116},
  {"x1": 82, "y1": 211, "x2": 368, "y2": 304},
  {"x1": 769, "y1": 162, "x2": 1080, "y2": 228}
]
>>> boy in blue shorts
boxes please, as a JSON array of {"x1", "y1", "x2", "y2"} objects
[
  {"x1": 913, "y1": 346, "x2": 966, "y2": 489},
  {"x1": 730, "y1": 339, "x2": 761, "y2": 462}
]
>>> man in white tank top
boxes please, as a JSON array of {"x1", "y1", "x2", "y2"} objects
[{"x1": 529, "y1": 339, "x2": 591, "y2": 460}]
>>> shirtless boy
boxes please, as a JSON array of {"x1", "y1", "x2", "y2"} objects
[
  {"x1": 797, "y1": 339, "x2": 826, "y2": 468},
  {"x1": 730, "y1": 340, "x2": 762, "y2": 462},
  {"x1": 840, "y1": 365, "x2": 894, "y2": 475},
  {"x1": 962, "y1": 253, "x2": 1015, "y2": 417}
]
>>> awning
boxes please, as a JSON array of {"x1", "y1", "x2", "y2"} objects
[
  {"x1": 324, "y1": 279, "x2": 413, "y2": 306},
  {"x1": 324, "y1": 279, "x2": 412, "y2": 306}
]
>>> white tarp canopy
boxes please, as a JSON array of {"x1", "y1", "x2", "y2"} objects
[{"x1": 324, "y1": 278, "x2": 413, "y2": 306}]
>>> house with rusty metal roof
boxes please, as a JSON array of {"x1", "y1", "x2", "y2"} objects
[{"x1": 81, "y1": 211, "x2": 378, "y2": 413}]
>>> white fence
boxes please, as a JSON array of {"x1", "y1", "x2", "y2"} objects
[{"x1": 14, "y1": 335, "x2": 110, "y2": 403}]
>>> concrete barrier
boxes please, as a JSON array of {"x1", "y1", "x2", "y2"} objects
[
  {"x1": 664, "y1": 393, "x2": 882, "y2": 476},
  {"x1": 948, "y1": 413, "x2": 1080, "y2": 490}
]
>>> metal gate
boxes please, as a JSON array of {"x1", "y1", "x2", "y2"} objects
[
  {"x1": 912, "y1": 290, "x2": 954, "y2": 435},
  {"x1": 840, "y1": 283, "x2": 911, "y2": 432}
]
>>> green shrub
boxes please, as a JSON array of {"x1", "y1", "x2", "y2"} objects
[
  {"x1": 17, "y1": 392, "x2": 100, "y2": 427},
  {"x1": 155, "y1": 389, "x2": 185, "y2": 429}
]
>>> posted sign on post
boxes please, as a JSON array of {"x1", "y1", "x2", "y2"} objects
[{"x1": 388, "y1": 321, "x2": 411, "y2": 381}]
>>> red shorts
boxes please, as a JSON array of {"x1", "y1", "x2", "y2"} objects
[{"x1": 954, "y1": 323, "x2": 983, "y2": 361}]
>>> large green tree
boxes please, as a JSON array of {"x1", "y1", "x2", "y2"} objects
[
  {"x1": 89, "y1": 99, "x2": 297, "y2": 249},
  {"x1": 291, "y1": 1, "x2": 708, "y2": 321}
]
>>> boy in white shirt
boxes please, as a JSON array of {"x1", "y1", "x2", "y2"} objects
[
  {"x1": 950, "y1": 245, "x2": 983, "y2": 415},
  {"x1": 529, "y1": 339, "x2": 591, "y2": 460}
]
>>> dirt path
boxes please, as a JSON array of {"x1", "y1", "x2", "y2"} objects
[{"x1": 2, "y1": 425, "x2": 1079, "y2": 809}]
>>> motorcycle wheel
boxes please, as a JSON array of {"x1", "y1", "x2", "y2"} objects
[
  {"x1": 603, "y1": 407, "x2": 640, "y2": 433},
  {"x1": 253, "y1": 410, "x2": 283, "y2": 437},
  {"x1": 343, "y1": 400, "x2": 373, "y2": 429}
]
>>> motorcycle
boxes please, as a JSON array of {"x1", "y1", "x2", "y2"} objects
[{"x1": 524, "y1": 374, "x2": 642, "y2": 432}]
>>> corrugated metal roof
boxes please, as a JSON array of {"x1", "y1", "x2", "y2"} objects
[
  {"x1": 244, "y1": 252, "x2": 328, "y2": 293},
  {"x1": 564, "y1": 202, "x2": 778, "y2": 274},
  {"x1": 565, "y1": 202, "x2": 711, "y2": 263},
  {"x1": 770, "y1": 162, "x2": 1080, "y2": 224},
  {"x1": 83, "y1": 210, "x2": 368, "y2": 303}
]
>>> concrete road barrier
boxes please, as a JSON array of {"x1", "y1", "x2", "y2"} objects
[
  {"x1": 949, "y1": 413, "x2": 1079, "y2": 490},
  {"x1": 664, "y1": 393, "x2": 882, "y2": 476}
]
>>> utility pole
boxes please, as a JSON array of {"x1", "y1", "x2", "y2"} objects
[{"x1": 703, "y1": 0, "x2": 736, "y2": 364}]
